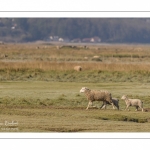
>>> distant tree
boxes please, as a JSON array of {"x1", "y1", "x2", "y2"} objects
[
  {"x1": 15, "y1": 18, "x2": 28, "y2": 30},
  {"x1": 1, "y1": 18, "x2": 150, "y2": 43}
]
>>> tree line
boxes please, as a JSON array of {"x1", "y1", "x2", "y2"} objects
[{"x1": 0, "y1": 18, "x2": 150, "y2": 43}]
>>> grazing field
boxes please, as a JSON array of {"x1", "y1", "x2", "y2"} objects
[{"x1": 1, "y1": 43, "x2": 150, "y2": 132}]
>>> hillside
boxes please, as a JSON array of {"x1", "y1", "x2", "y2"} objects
[{"x1": 0, "y1": 18, "x2": 150, "y2": 43}]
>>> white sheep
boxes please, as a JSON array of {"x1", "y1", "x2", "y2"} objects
[
  {"x1": 80, "y1": 87, "x2": 115, "y2": 110},
  {"x1": 121, "y1": 95, "x2": 144, "y2": 112},
  {"x1": 93, "y1": 56, "x2": 100, "y2": 59},
  {"x1": 100, "y1": 98, "x2": 119, "y2": 110}
]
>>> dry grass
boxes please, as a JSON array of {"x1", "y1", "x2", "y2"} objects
[
  {"x1": 1, "y1": 43, "x2": 150, "y2": 72},
  {"x1": 1, "y1": 43, "x2": 150, "y2": 58},
  {"x1": 1, "y1": 61, "x2": 150, "y2": 72}
]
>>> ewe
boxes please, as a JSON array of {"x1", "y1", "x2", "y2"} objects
[
  {"x1": 80, "y1": 87, "x2": 115, "y2": 110},
  {"x1": 121, "y1": 95, "x2": 144, "y2": 112}
]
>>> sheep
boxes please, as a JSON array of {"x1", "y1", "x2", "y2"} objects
[
  {"x1": 93, "y1": 56, "x2": 100, "y2": 59},
  {"x1": 121, "y1": 95, "x2": 144, "y2": 112},
  {"x1": 74, "y1": 66, "x2": 82, "y2": 71},
  {"x1": 100, "y1": 98, "x2": 119, "y2": 110},
  {"x1": 0, "y1": 41, "x2": 4, "y2": 45},
  {"x1": 84, "y1": 57, "x2": 88, "y2": 60},
  {"x1": 92, "y1": 56, "x2": 102, "y2": 61},
  {"x1": 80, "y1": 87, "x2": 115, "y2": 110}
]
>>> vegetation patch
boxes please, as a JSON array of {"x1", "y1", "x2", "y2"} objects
[
  {"x1": 1, "y1": 69, "x2": 150, "y2": 83},
  {"x1": 95, "y1": 114, "x2": 148, "y2": 123},
  {"x1": 44, "y1": 127, "x2": 85, "y2": 132}
]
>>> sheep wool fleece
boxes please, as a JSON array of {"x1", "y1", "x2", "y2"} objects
[{"x1": 85, "y1": 89, "x2": 113, "y2": 103}]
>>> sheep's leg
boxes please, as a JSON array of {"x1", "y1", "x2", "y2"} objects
[
  {"x1": 135, "y1": 106, "x2": 138, "y2": 111},
  {"x1": 102, "y1": 105, "x2": 107, "y2": 109},
  {"x1": 139, "y1": 106, "x2": 144, "y2": 112},
  {"x1": 86, "y1": 101, "x2": 93, "y2": 110},
  {"x1": 125, "y1": 105, "x2": 130, "y2": 111},
  {"x1": 100, "y1": 103, "x2": 104, "y2": 109},
  {"x1": 100, "y1": 102, "x2": 106, "y2": 109},
  {"x1": 103, "y1": 101, "x2": 107, "y2": 109},
  {"x1": 86, "y1": 102, "x2": 90, "y2": 110},
  {"x1": 116, "y1": 105, "x2": 119, "y2": 110},
  {"x1": 101, "y1": 105, "x2": 105, "y2": 109},
  {"x1": 111, "y1": 103, "x2": 115, "y2": 109},
  {"x1": 101, "y1": 104, "x2": 107, "y2": 109},
  {"x1": 91, "y1": 102, "x2": 97, "y2": 108}
]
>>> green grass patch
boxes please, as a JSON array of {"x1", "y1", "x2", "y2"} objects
[
  {"x1": 0, "y1": 81, "x2": 150, "y2": 132},
  {"x1": 1, "y1": 69, "x2": 150, "y2": 83}
]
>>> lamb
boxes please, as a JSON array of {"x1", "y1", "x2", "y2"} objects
[
  {"x1": 121, "y1": 95, "x2": 144, "y2": 112},
  {"x1": 80, "y1": 87, "x2": 115, "y2": 110},
  {"x1": 100, "y1": 98, "x2": 119, "y2": 110}
]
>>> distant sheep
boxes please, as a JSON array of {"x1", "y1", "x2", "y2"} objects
[
  {"x1": 84, "y1": 57, "x2": 88, "y2": 60},
  {"x1": 80, "y1": 87, "x2": 115, "y2": 110},
  {"x1": 74, "y1": 66, "x2": 82, "y2": 71},
  {"x1": 0, "y1": 41, "x2": 4, "y2": 45},
  {"x1": 92, "y1": 56, "x2": 102, "y2": 61},
  {"x1": 100, "y1": 98, "x2": 119, "y2": 110},
  {"x1": 93, "y1": 56, "x2": 100, "y2": 59},
  {"x1": 121, "y1": 95, "x2": 144, "y2": 112}
]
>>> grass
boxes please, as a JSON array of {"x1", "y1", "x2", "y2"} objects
[
  {"x1": 0, "y1": 81, "x2": 150, "y2": 132},
  {"x1": 1, "y1": 69, "x2": 150, "y2": 83},
  {"x1": 2, "y1": 61, "x2": 150, "y2": 71},
  {"x1": 1, "y1": 43, "x2": 150, "y2": 61},
  {"x1": 1, "y1": 43, "x2": 150, "y2": 83},
  {"x1": 1, "y1": 43, "x2": 150, "y2": 132},
  {"x1": 1, "y1": 108, "x2": 150, "y2": 132}
]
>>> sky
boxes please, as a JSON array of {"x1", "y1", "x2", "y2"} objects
[{"x1": 0, "y1": 0, "x2": 150, "y2": 18}]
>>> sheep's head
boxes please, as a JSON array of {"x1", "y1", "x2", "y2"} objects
[
  {"x1": 121, "y1": 95, "x2": 128, "y2": 100},
  {"x1": 80, "y1": 87, "x2": 90, "y2": 93}
]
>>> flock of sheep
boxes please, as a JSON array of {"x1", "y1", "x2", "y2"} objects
[
  {"x1": 74, "y1": 65, "x2": 144, "y2": 112},
  {"x1": 80, "y1": 87, "x2": 144, "y2": 112}
]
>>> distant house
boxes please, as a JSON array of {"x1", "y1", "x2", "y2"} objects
[
  {"x1": 49, "y1": 36, "x2": 59, "y2": 41},
  {"x1": 49, "y1": 36, "x2": 53, "y2": 40},
  {"x1": 53, "y1": 36, "x2": 59, "y2": 41},
  {"x1": 11, "y1": 26, "x2": 15, "y2": 30},
  {"x1": 82, "y1": 38, "x2": 92, "y2": 43},
  {"x1": 91, "y1": 36, "x2": 101, "y2": 42},
  {"x1": 11, "y1": 23, "x2": 17, "y2": 30},
  {"x1": 48, "y1": 36, "x2": 69, "y2": 42},
  {"x1": 59, "y1": 37, "x2": 70, "y2": 42},
  {"x1": 71, "y1": 38, "x2": 81, "y2": 43},
  {"x1": 82, "y1": 36, "x2": 101, "y2": 43},
  {"x1": 59, "y1": 38, "x2": 64, "y2": 42}
]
